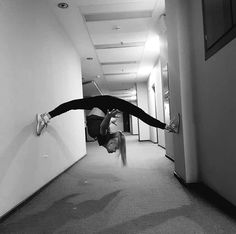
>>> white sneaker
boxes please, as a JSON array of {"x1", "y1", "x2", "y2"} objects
[
  {"x1": 167, "y1": 114, "x2": 180, "y2": 133},
  {"x1": 36, "y1": 113, "x2": 50, "y2": 136}
]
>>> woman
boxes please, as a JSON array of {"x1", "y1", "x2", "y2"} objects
[{"x1": 36, "y1": 95, "x2": 180, "y2": 166}]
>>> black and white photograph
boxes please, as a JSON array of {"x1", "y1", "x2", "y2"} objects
[{"x1": 0, "y1": 0, "x2": 236, "y2": 233}]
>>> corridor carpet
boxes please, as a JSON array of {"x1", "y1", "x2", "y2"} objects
[{"x1": 0, "y1": 135, "x2": 235, "y2": 233}]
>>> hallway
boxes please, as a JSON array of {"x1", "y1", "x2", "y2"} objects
[{"x1": 0, "y1": 135, "x2": 235, "y2": 233}]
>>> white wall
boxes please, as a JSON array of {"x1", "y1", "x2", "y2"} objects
[
  {"x1": 148, "y1": 83, "x2": 158, "y2": 143},
  {"x1": 157, "y1": 15, "x2": 174, "y2": 155},
  {"x1": 148, "y1": 63, "x2": 166, "y2": 146},
  {"x1": 191, "y1": 0, "x2": 236, "y2": 205},
  {"x1": 166, "y1": 0, "x2": 190, "y2": 182},
  {"x1": 136, "y1": 82, "x2": 150, "y2": 141},
  {"x1": 0, "y1": 0, "x2": 86, "y2": 217},
  {"x1": 166, "y1": 0, "x2": 236, "y2": 205},
  {"x1": 131, "y1": 116, "x2": 138, "y2": 135}
]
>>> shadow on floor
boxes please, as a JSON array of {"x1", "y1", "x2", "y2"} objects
[
  {"x1": 0, "y1": 190, "x2": 121, "y2": 234},
  {"x1": 184, "y1": 183, "x2": 236, "y2": 219},
  {"x1": 97, "y1": 204, "x2": 201, "y2": 234},
  {"x1": 98, "y1": 196, "x2": 235, "y2": 234}
]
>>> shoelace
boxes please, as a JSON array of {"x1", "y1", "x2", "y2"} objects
[{"x1": 41, "y1": 115, "x2": 48, "y2": 127}]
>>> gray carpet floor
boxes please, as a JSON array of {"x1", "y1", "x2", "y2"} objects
[{"x1": 0, "y1": 135, "x2": 236, "y2": 234}]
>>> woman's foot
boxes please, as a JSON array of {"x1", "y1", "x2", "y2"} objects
[
  {"x1": 166, "y1": 114, "x2": 180, "y2": 133},
  {"x1": 36, "y1": 113, "x2": 50, "y2": 136}
]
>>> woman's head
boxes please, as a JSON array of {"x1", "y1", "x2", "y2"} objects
[
  {"x1": 104, "y1": 131, "x2": 126, "y2": 166},
  {"x1": 105, "y1": 137, "x2": 119, "y2": 153}
]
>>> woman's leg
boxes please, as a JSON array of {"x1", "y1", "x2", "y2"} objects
[
  {"x1": 46, "y1": 95, "x2": 166, "y2": 128},
  {"x1": 36, "y1": 95, "x2": 178, "y2": 135},
  {"x1": 36, "y1": 96, "x2": 102, "y2": 135},
  {"x1": 36, "y1": 96, "x2": 114, "y2": 135},
  {"x1": 48, "y1": 96, "x2": 108, "y2": 118},
  {"x1": 96, "y1": 96, "x2": 166, "y2": 129}
]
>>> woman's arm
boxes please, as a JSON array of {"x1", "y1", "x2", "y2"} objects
[{"x1": 100, "y1": 109, "x2": 120, "y2": 135}]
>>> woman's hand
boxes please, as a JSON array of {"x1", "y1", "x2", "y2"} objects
[
  {"x1": 108, "y1": 109, "x2": 120, "y2": 118},
  {"x1": 100, "y1": 109, "x2": 121, "y2": 135},
  {"x1": 111, "y1": 118, "x2": 118, "y2": 126}
]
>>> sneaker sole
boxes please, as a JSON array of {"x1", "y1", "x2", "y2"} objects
[
  {"x1": 169, "y1": 113, "x2": 180, "y2": 134},
  {"x1": 174, "y1": 113, "x2": 180, "y2": 133},
  {"x1": 36, "y1": 114, "x2": 41, "y2": 136}
]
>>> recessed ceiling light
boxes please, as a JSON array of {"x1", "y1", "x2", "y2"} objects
[{"x1": 57, "y1": 3, "x2": 69, "y2": 9}]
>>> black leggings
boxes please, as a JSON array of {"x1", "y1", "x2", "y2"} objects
[{"x1": 49, "y1": 95, "x2": 166, "y2": 129}]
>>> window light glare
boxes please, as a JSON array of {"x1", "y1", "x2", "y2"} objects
[
  {"x1": 145, "y1": 35, "x2": 160, "y2": 54},
  {"x1": 138, "y1": 64, "x2": 153, "y2": 77}
]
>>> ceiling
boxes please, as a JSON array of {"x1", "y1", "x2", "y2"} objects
[{"x1": 49, "y1": 0, "x2": 165, "y2": 100}]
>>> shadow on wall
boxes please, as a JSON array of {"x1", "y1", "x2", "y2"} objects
[
  {"x1": 0, "y1": 122, "x2": 34, "y2": 185},
  {"x1": 0, "y1": 190, "x2": 121, "y2": 233},
  {"x1": 47, "y1": 126, "x2": 74, "y2": 158},
  {"x1": 0, "y1": 120, "x2": 74, "y2": 186}
]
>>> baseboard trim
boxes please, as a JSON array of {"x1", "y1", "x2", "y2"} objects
[
  {"x1": 165, "y1": 154, "x2": 174, "y2": 162},
  {"x1": 0, "y1": 154, "x2": 87, "y2": 222},
  {"x1": 173, "y1": 172, "x2": 236, "y2": 213},
  {"x1": 158, "y1": 144, "x2": 166, "y2": 150},
  {"x1": 174, "y1": 171, "x2": 186, "y2": 184},
  {"x1": 173, "y1": 171, "x2": 199, "y2": 187}
]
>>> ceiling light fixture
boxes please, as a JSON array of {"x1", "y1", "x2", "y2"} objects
[{"x1": 57, "y1": 2, "x2": 69, "y2": 9}]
